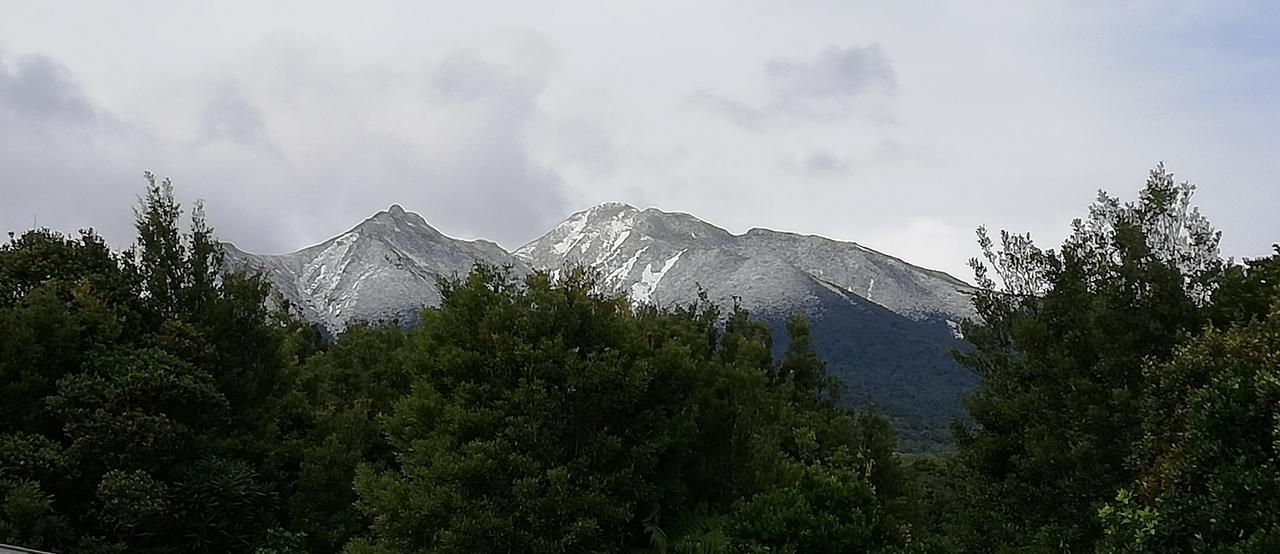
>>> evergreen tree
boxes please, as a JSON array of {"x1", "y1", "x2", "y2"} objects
[
  {"x1": 951, "y1": 165, "x2": 1219, "y2": 550},
  {"x1": 346, "y1": 266, "x2": 906, "y2": 553},
  {"x1": 0, "y1": 173, "x2": 308, "y2": 553},
  {"x1": 1099, "y1": 251, "x2": 1280, "y2": 552}
]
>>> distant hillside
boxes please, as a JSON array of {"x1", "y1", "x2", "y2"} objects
[{"x1": 226, "y1": 202, "x2": 978, "y2": 450}]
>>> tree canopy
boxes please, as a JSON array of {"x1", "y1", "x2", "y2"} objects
[
  {"x1": 908, "y1": 165, "x2": 1280, "y2": 552},
  {"x1": 1, "y1": 165, "x2": 1277, "y2": 552},
  {"x1": 0, "y1": 174, "x2": 908, "y2": 553}
]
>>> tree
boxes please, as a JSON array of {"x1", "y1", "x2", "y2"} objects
[
  {"x1": 952, "y1": 164, "x2": 1219, "y2": 549},
  {"x1": 347, "y1": 266, "x2": 907, "y2": 553},
  {"x1": 1099, "y1": 252, "x2": 1280, "y2": 553},
  {"x1": 724, "y1": 464, "x2": 889, "y2": 554},
  {"x1": 0, "y1": 173, "x2": 309, "y2": 553},
  {"x1": 778, "y1": 314, "x2": 828, "y2": 398},
  {"x1": 288, "y1": 323, "x2": 410, "y2": 551}
]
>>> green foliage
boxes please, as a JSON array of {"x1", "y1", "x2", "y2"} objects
[
  {"x1": 1097, "y1": 489, "x2": 1159, "y2": 551},
  {"x1": 95, "y1": 469, "x2": 173, "y2": 546},
  {"x1": 0, "y1": 173, "x2": 307, "y2": 553},
  {"x1": 0, "y1": 175, "x2": 911, "y2": 552},
  {"x1": 724, "y1": 463, "x2": 892, "y2": 553},
  {"x1": 1210, "y1": 245, "x2": 1280, "y2": 325},
  {"x1": 1098, "y1": 289, "x2": 1280, "y2": 552},
  {"x1": 288, "y1": 323, "x2": 410, "y2": 551},
  {"x1": 8, "y1": 162, "x2": 1279, "y2": 553},
  {"x1": 345, "y1": 267, "x2": 905, "y2": 553},
  {"x1": 640, "y1": 503, "x2": 728, "y2": 554},
  {"x1": 949, "y1": 164, "x2": 1222, "y2": 550},
  {"x1": 0, "y1": 174, "x2": 913, "y2": 552},
  {"x1": 778, "y1": 314, "x2": 831, "y2": 398},
  {"x1": 0, "y1": 479, "x2": 66, "y2": 548}
]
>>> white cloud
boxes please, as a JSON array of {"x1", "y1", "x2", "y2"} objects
[{"x1": 0, "y1": 1, "x2": 1276, "y2": 277}]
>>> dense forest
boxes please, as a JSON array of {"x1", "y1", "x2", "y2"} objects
[{"x1": 2, "y1": 165, "x2": 1278, "y2": 552}]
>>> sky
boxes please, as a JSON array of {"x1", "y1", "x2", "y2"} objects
[{"x1": 1, "y1": 1, "x2": 1278, "y2": 280}]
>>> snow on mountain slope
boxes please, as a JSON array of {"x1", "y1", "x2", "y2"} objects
[
  {"x1": 516, "y1": 203, "x2": 979, "y2": 450},
  {"x1": 223, "y1": 205, "x2": 523, "y2": 334},
  {"x1": 734, "y1": 228, "x2": 976, "y2": 323},
  {"x1": 514, "y1": 202, "x2": 976, "y2": 323},
  {"x1": 227, "y1": 200, "x2": 976, "y2": 338},
  {"x1": 223, "y1": 201, "x2": 977, "y2": 448}
]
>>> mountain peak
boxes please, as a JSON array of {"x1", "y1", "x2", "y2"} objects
[
  {"x1": 226, "y1": 201, "x2": 977, "y2": 446},
  {"x1": 373, "y1": 204, "x2": 414, "y2": 222},
  {"x1": 581, "y1": 201, "x2": 638, "y2": 218},
  {"x1": 224, "y1": 205, "x2": 523, "y2": 335},
  {"x1": 363, "y1": 204, "x2": 435, "y2": 231}
]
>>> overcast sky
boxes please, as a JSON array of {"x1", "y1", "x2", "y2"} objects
[{"x1": 2, "y1": 1, "x2": 1277, "y2": 280}]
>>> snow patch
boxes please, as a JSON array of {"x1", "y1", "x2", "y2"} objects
[
  {"x1": 550, "y1": 213, "x2": 589, "y2": 256},
  {"x1": 819, "y1": 279, "x2": 863, "y2": 307},
  {"x1": 302, "y1": 232, "x2": 359, "y2": 299},
  {"x1": 631, "y1": 249, "x2": 685, "y2": 304},
  {"x1": 607, "y1": 246, "x2": 648, "y2": 285},
  {"x1": 537, "y1": 207, "x2": 637, "y2": 263},
  {"x1": 297, "y1": 232, "x2": 364, "y2": 330},
  {"x1": 611, "y1": 230, "x2": 631, "y2": 252}
]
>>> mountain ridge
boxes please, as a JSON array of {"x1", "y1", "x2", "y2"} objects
[
  {"x1": 514, "y1": 202, "x2": 976, "y2": 324},
  {"x1": 223, "y1": 204, "x2": 526, "y2": 334},
  {"x1": 225, "y1": 202, "x2": 978, "y2": 449},
  {"x1": 228, "y1": 202, "x2": 977, "y2": 328}
]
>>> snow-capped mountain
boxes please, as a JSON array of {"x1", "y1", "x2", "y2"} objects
[
  {"x1": 226, "y1": 202, "x2": 978, "y2": 450},
  {"x1": 224, "y1": 205, "x2": 523, "y2": 334},
  {"x1": 517, "y1": 203, "x2": 977, "y2": 450},
  {"x1": 515, "y1": 202, "x2": 976, "y2": 325}
]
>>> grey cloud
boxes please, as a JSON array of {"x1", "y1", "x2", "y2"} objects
[
  {"x1": 777, "y1": 150, "x2": 851, "y2": 178},
  {"x1": 2, "y1": 2, "x2": 1276, "y2": 285},
  {"x1": 200, "y1": 84, "x2": 269, "y2": 147},
  {"x1": 418, "y1": 33, "x2": 569, "y2": 247},
  {"x1": 0, "y1": 52, "x2": 142, "y2": 247},
  {"x1": 0, "y1": 38, "x2": 573, "y2": 258},
  {"x1": 197, "y1": 32, "x2": 571, "y2": 252},
  {"x1": 869, "y1": 138, "x2": 906, "y2": 164},
  {"x1": 436, "y1": 135, "x2": 566, "y2": 248},
  {"x1": 430, "y1": 31, "x2": 555, "y2": 112},
  {"x1": 433, "y1": 53, "x2": 543, "y2": 107},
  {"x1": 802, "y1": 150, "x2": 850, "y2": 175},
  {"x1": 0, "y1": 53, "x2": 98, "y2": 129},
  {"x1": 691, "y1": 44, "x2": 897, "y2": 130},
  {"x1": 766, "y1": 45, "x2": 896, "y2": 116},
  {"x1": 548, "y1": 118, "x2": 619, "y2": 177},
  {"x1": 687, "y1": 91, "x2": 768, "y2": 131}
]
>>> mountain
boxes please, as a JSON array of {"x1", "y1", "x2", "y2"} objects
[
  {"x1": 515, "y1": 202, "x2": 975, "y2": 324},
  {"x1": 516, "y1": 203, "x2": 977, "y2": 450},
  {"x1": 223, "y1": 205, "x2": 524, "y2": 335},
  {"x1": 227, "y1": 202, "x2": 978, "y2": 450}
]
